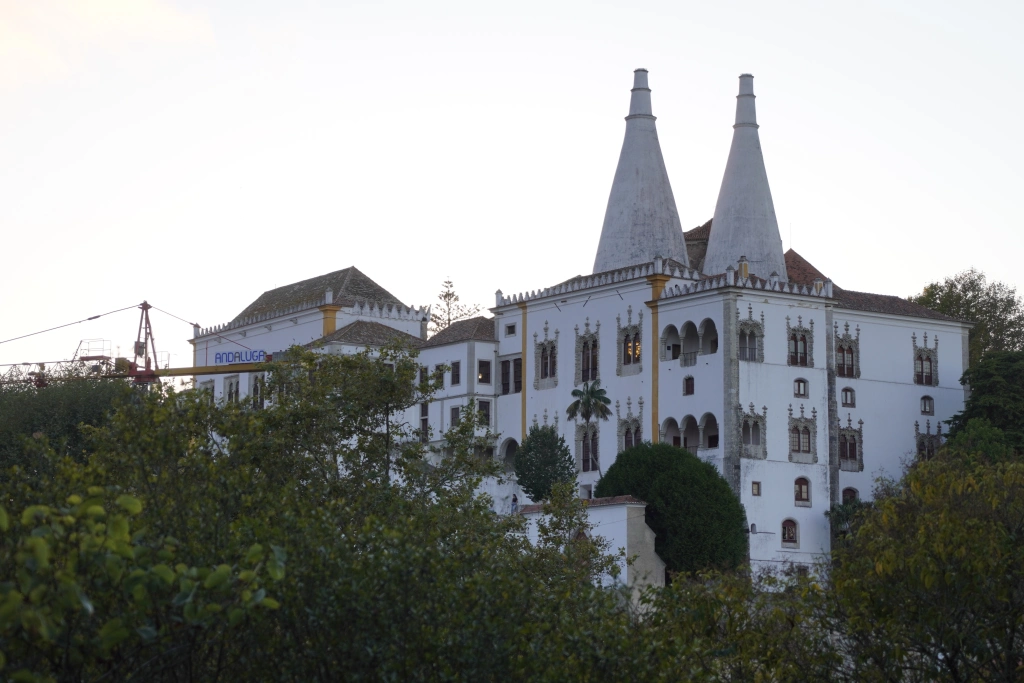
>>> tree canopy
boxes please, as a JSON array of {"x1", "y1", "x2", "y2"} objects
[
  {"x1": 947, "y1": 350, "x2": 1024, "y2": 454},
  {"x1": 595, "y1": 442, "x2": 747, "y2": 574},
  {"x1": 429, "y1": 278, "x2": 482, "y2": 334},
  {"x1": 910, "y1": 268, "x2": 1024, "y2": 367},
  {"x1": 513, "y1": 423, "x2": 576, "y2": 501}
]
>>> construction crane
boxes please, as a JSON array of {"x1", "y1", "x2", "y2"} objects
[{"x1": 1, "y1": 301, "x2": 266, "y2": 388}]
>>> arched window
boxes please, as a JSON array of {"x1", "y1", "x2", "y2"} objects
[
  {"x1": 633, "y1": 333, "x2": 641, "y2": 363},
  {"x1": 589, "y1": 341, "x2": 598, "y2": 380},
  {"x1": 751, "y1": 422, "x2": 760, "y2": 446},
  {"x1": 742, "y1": 421, "x2": 751, "y2": 445},
  {"x1": 915, "y1": 355, "x2": 924, "y2": 384},
  {"x1": 923, "y1": 357, "x2": 933, "y2": 385},
  {"x1": 790, "y1": 427, "x2": 801, "y2": 452},
  {"x1": 845, "y1": 347, "x2": 854, "y2": 375},
  {"x1": 622, "y1": 335, "x2": 632, "y2": 366},
  {"x1": 838, "y1": 344, "x2": 855, "y2": 377},
  {"x1": 624, "y1": 426, "x2": 633, "y2": 449},
  {"x1": 788, "y1": 335, "x2": 797, "y2": 365},
  {"x1": 794, "y1": 477, "x2": 810, "y2": 504},
  {"x1": 782, "y1": 519, "x2": 798, "y2": 544},
  {"x1": 750, "y1": 523, "x2": 757, "y2": 534},
  {"x1": 794, "y1": 378, "x2": 808, "y2": 398},
  {"x1": 582, "y1": 428, "x2": 599, "y2": 472},
  {"x1": 739, "y1": 332, "x2": 749, "y2": 360},
  {"x1": 252, "y1": 377, "x2": 264, "y2": 410},
  {"x1": 842, "y1": 387, "x2": 855, "y2": 407},
  {"x1": 801, "y1": 427, "x2": 811, "y2": 453},
  {"x1": 840, "y1": 434, "x2": 858, "y2": 462},
  {"x1": 541, "y1": 347, "x2": 549, "y2": 379},
  {"x1": 798, "y1": 336, "x2": 808, "y2": 366},
  {"x1": 842, "y1": 488, "x2": 859, "y2": 504},
  {"x1": 921, "y1": 395, "x2": 934, "y2": 415},
  {"x1": 581, "y1": 341, "x2": 591, "y2": 381}
]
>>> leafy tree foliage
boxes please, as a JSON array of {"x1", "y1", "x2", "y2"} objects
[
  {"x1": 910, "y1": 268, "x2": 1024, "y2": 367},
  {"x1": 947, "y1": 350, "x2": 1024, "y2": 453},
  {"x1": 513, "y1": 424, "x2": 576, "y2": 501},
  {"x1": 429, "y1": 278, "x2": 482, "y2": 334},
  {"x1": 595, "y1": 442, "x2": 747, "y2": 574},
  {"x1": 0, "y1": 364, "x2": 128, "y2": 474}
]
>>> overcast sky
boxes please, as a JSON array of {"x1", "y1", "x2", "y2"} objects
[{"x1": 1, "y1": 0, "x2": 1021, "y2": 370}]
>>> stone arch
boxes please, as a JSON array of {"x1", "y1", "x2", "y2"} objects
[
  {"x1": 699, "y1": 318, "x2": 719, "y2": 355},
  {"x1": 699, "y1": 412, "x2": 720, "y2": 449},
  {"x1": 662, "y1": 417, "x2": 681, "y2": 447},
  {"x1": 660, "y1": 324, "x2": 681, "y2": 361},
  {"x1": 499, "y1": 437, "x2": 519, "y2": 474},
  {"x1": 680, "y1": 414, "x2": 700, "y2": 451},
  {"x1": 680, "y1": 321, "x2": 699, "y2": 366}
]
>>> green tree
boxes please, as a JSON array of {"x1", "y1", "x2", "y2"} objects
[
  {"x1": 513, "y1": 424, "x2": 576, "y2": 501},
  {"x1": 946, "y1": 350, "x2": 1024, "y2": 454},
  {"x1": 595, "y1": 442, "x2": 747, "y2": 574},
  {"x1": 910, "y1": 268, "x2": 1024, "y2": 367},
  {"x1": 565, "y1": 379, "x2": 612, "y2": 473},
  {"x1": 429, "y1": 278, "x2": 482, "y2": 334},
  {"x1": 830, "y1": 456, "x2": 1024, "y2": 681}
]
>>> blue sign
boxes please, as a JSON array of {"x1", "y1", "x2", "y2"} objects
[{"x1": 214, "y1": 350, "x2": 266, "y2": 365}]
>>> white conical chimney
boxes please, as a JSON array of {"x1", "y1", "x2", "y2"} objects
[
  {"x1": 592, "y1": 69, "x2": 689, "y2": 273},
  {"x1": 702, "y1": 74, "x2": 788, "y2": 280}
]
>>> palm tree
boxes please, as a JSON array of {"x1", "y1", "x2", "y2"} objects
[{"x1": 566, "y1": 379, "x2": 613, "y2": 476}]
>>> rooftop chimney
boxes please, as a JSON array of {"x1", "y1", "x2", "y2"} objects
[{"x1": 592, "y1": 69, "x2": 690, "y2": 273}]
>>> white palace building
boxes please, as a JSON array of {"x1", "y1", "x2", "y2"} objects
[{"x1": 190, "y1": 70, "x2": 970, "y2": 571}]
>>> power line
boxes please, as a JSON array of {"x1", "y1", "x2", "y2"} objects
[
  {"x1": 0, "y1": 305, "x2": 139, "y2": 346},
  {"x1": 150, "y1": 305, "x2": 253, "y2": 351}
]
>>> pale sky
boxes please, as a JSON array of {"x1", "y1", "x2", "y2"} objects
[{"x1": 1, "y1": 0, "x2": 1021, "y2": 370}]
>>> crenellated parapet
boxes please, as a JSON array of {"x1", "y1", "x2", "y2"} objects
[
  {"x1": 495, "y1": 258, "x2": 699, "y2": 307},
  {"x1": 660, "y1": 272, "x2": 833, "y2": 301}
]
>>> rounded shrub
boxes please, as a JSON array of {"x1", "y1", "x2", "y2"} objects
[{"x1": 594, "y1": 442, "x2": 747, "y2": 573}]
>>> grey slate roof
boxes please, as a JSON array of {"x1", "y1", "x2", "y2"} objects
[
  {"x1": 233, "y1": 266, "x2": 405, "y2": 322},
  {"x1": 422, "y1": 316, "x2": 496, "y2": 348},
  {"x1": 315, "y1": 320, "x2": 424, "y2": 348}
]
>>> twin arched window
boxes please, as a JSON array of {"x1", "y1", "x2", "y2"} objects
[
  {"x1": 623, "y1": 424, "x2": 642, "y2": 449},
  {"x1": 581, "y1": 339, "x2": 598, "y2": 382},
  {"x1": 742, "y1": 420, "x2": 761, "y2": 445},
  {"x1": 540, "y1": 345, "x2": 557, "y2": 379},
  {"x1": 790, "y1": 427, "x2": 811, "y2": 453},
  {"x1": 788, "y1": 334, "x2": 808, "y2": 366},
  {"x1": 915, "y1": 354, "x2": 933, "y2": 385},
  {"x1": 623, "y1": 333, "x2": 641, "y2": 365},
  {"x1": 582, "y1": 428, "x2": 599, "y2": 472},
  {"x1": 739, "y1": 331, "x2": 758, "y2": 361},
  {"x1": 839, "y1": 434, "x2": 858, "y2": 462},
  {"x1": 837, "y1": 344, "x2": 854, "y2": 377}
]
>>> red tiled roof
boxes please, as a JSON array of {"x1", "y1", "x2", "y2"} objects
[
  {"x1": 421, "y1": 316, "x2": 496, "y2": 347},
  {"x1": 519, "y1": 494, "x2": 646, "y2": 515},
  {"x1": 784, "y1": 249, "x2": 829, "y2": 286},
  {"x1": 683, "y1": 218, "x2": 712, "y2": 241}
]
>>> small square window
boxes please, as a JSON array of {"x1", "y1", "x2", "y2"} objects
[
  {"x1": 505, "y1": 323, "x2": 516, "y2": 336},
  {"x1": 794, "y1": 379, "x2": 808, "y2": 398},
  {"x1": 752, "y1": 481, "x2": 761, "y2": 496}
]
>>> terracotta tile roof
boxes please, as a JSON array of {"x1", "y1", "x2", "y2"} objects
[
  {"x1": 684, "y1": 219, "x2": 712, "y2": 272},
  {"x1": 783, "y1": 249, "x2": 829, "y2": 286},
  {"x1": 783, "y1": 250, "x2": 959, "y2": 322},
  {"x1": 233, "y1": 266, "x2": 405, "y2": 322},
  {"x1": 421, "y1": 316, "x2": 496, "y2": 348},
  {"x1": 684, "y1": 218, "x2": 712, "y2": 241},
  {"x1": 314, "y1": 320, "x2": 424, "y2": 348},
  {"x1": 519, "y1": 495, "x2": 647, "y2": 515}
]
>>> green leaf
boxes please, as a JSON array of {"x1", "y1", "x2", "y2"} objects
[
  {"x1": 115, "y1": 495, "x2": 142, "y2": 515},
  {"x1": 151, "y1": 564, "x2": 175, "y2": 585},
  {"x1": 245, "y1": 543, "x2": 264, "y2": 564},
  {"x1": 0, "y1": 506, "x2": 8, "y2": 532},
  {"x1": 203, "y1": 564, "x2": 232, "y2": 590}
]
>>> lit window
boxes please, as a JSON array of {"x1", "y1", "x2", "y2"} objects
[{"x1": 478, "y1": 360, "x2": 491, "y2": 384}]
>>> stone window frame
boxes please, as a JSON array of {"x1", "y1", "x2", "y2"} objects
[
  {"x1": 574, "y1": 318, "x2": 600, "y2": 386},
  {"x1": 787, "y1": 404, "x2": 818, "y2": 464},
  {"x1": 786, "y1": 315, "x2": 815, "y2": 368},
  {"x1": 834, "y1": 321, "x2": 861, "y2": 379},
  {"x1": 912, "y1": 332, "x2": 939, "y2": 387},
  {"x1": 504, "y1": 322, "x2": 517, "y2": 337},
  {"x1": 839, "y1": 414, "x2": 864, "y2": 472},
  {"x1": 794, "y1": 477, "x2": 811, "y2": 507},
  {"x1": 739, "y1": 403, "x2": 768, "y2": 460},
  {"x1": 921, "y1": 395, "x2": 934, "y2": 415},
  {"x1": 781, "y1": 519, "x2": 800, "y2": 549},
  {"x1": 615, "y1": 397, "x2": 644, "y2": 452},
  {"x1": 249, "y1": 373, "x2": 266, "y2": 409},
  {"x1": 533, "y1": 320, "x2": 559, "y2": 391},
  {"x1": 575, "y1": 422, "x2": 600, "y2": 473},
  {"x1": 616, "y1": 306, "x2": 643, "y2": 377},
  {"x1": 915, "y1": 419, "x2": 943, "y2": 458},
  {"x1": 737, "y1": 304, "x2": 765, "y2": 363}
]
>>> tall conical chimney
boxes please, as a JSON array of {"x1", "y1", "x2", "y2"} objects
[
  {"x1": 702, "y1": 74, "x2": 787, "y2": 280},
  {"x1": 592, "y1": 69, "x2": 689, "y2": 273}
]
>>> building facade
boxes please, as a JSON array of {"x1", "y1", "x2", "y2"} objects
[{"x1": 190, "y1": 70, "x2": 970, "y2": 572}]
